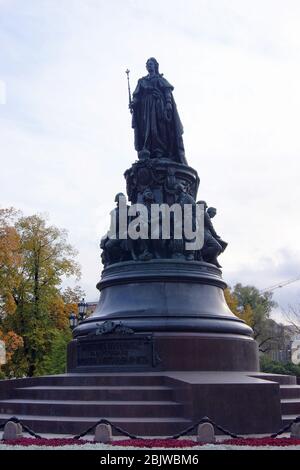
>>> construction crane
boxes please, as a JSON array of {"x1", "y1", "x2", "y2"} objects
[{"x1": 260, "y1": 276, "x2": 300, "y2": 294}]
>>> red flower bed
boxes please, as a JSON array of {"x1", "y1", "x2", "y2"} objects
[
  {"x1": 1, "y1": 437, "x2": 300, "y2": 447},
  {"x1": 0, "y1": 438, "x2": 91, "y2": 447},
  {"x1": 112, "y1": 439, "x2": 199, "y2": 448},
  {"x1": 222, "y1": 437, "x2": 300, "y2": 447},
  {"x1": 112, "y1": 437, "x2": 300, "y2": 448}
]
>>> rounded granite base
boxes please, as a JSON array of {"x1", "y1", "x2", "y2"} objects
[
  {"x1": 68, "y1": 260, "x2": 258, "y2": 373},
  {"x1": 152, "y1": 332, "x2": 259, "y2": 371},
  {"x1": 67, "y1": 332, "x2": 259, "y2": 373}
]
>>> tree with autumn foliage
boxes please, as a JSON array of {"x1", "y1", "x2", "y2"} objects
[
  {"x1": 0, "y1": 208, "x2": 84, "y2": 377},
  {"x1": 225, "y1": 284, "x2": 287, "y2": 353},
  {"x1": 0, "y1": 208, "x2": 24, "y2": 375},
  {"x1": 224, "y1": 287, "x2": 254, "y2": 327}
]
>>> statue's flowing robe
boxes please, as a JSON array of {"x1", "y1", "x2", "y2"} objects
[{"x1": 132, "y1": 74, "x2": 187, "y2": 165}]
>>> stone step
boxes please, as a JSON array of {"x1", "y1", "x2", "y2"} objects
[
  {"x1": 0, "y1": 399, "x2": 182, "y2": 418},
  {"x1": 281, "y1": 398, "x2": 300, "y2": 415},
  {"x1": 251, "y1": 373, "x2": 297, "y2": 385},
  {"x1": 8, "y1": 374, "x2": 166, "y2": 388},
  {"x1": 0, "y1": 413, "x2": 191, "y2": 436},
  {"x1": 14, "y1": 385, "x2": 173, "y2": 401},
  {"x1": 282, "y1": 414, "x2": 300, "y2": 426},
  {"x1": 280, "y1": 385, "x2": 300, "y2": 399}
]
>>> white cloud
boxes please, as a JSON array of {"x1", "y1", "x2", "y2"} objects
[
  {"x1": 1, "y1": 0, "x2": 300, "y2": 311},
  {"x1": 0, "y1": 80, "x2": 6, "y2": 104}
]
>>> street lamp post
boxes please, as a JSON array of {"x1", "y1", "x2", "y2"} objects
[
  {"x1": 78, "y1": 298, "x2": 88, "y2": 322},
  {"x1": 69, "y1": 311, "x2": 78, "y2": 330}
]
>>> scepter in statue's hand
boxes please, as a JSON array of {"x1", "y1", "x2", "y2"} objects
[{"x1": 126, "y1": 69, "x2": 133, "y2": 114}]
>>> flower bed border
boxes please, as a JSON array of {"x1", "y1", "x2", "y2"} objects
[{"x1": 1, "y1": 437, "x2": 300, "y2": 448}]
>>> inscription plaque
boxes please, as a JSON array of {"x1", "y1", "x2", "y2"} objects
[{"x1": 77, "y1": 334, "x2": 158, "y2": 369}]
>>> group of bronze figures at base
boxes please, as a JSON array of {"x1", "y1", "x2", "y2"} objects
[{"x1": 101, "y1": 191, "x2": 227, "y2": 269}]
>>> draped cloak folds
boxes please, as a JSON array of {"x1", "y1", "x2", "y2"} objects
[{"x1": 131, "y1": 74, "x2": 187, "y2": 165}]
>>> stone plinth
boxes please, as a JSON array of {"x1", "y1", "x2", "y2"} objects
[{"x1": 69, "y1": 260, "x2": 258, "y2": 373}]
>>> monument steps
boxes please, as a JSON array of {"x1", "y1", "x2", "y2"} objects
[
  {"x1": 3, "y1": 374, "x2": 166, "y2": 387},
  {"x1": 0, "y1": 399, "x2": 182, "y2": 418},
  {"x1": 282, "y1": 414, "x2": 300, "y2": 426},
  {"x1": 251, "y1": 373, "x2": 297, "y2": 385},
  {"x1": 280, "y1": 399, "x2": 300, "y2": 415},
  {"x1": 279, "y1": 385, "x2": 300, "y2": 398},
  {"x1": 14, "y1": 385, "x2": 173, "y2": 401},
  {"x1": 0, "y1": 373, "x2": 191, "y2": 435},
  {"x1": 0, "y1": 372, "x2": 298, "y2": 435},
  {"x1": 280, "y1": 384, "x2": 300, "y2": 423}
]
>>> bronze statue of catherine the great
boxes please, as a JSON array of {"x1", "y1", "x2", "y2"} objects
[{"x1": 130, "y1": 58, "x2": 187, "y2": 165}]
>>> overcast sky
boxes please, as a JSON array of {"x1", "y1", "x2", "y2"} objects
[{"x1": 1, "y1": 0, "x2": 300, "y2": 319}]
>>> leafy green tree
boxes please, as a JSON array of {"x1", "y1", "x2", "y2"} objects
[
  {"x1": 36, "y1": 329, "x2": 72, "y2": 375},
  {"x1": 0, "y1": 209, "x2": 81, "y2": 377}
]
